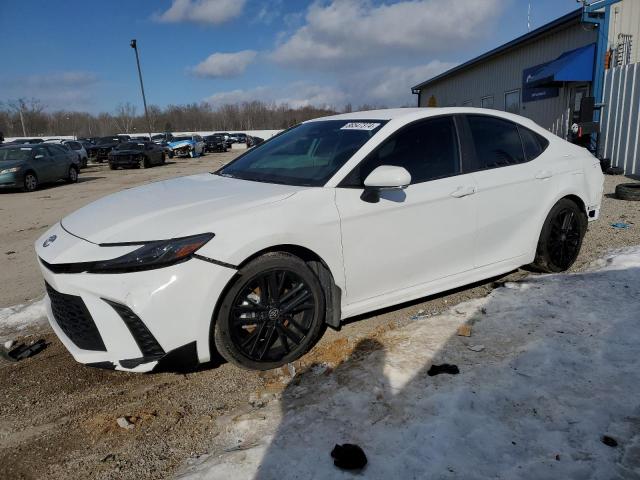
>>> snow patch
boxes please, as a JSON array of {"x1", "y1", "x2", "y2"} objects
[
  {"x1": 0, "y1": 297, "x2": 47, "y2": 337},
  {"x1": 178, "y1": 248, "x2": 640, "y2": 479}
]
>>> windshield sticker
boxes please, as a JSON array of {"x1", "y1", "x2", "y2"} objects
[{"x1": 340, "y1": 122, "x2": 381, "y2": 131}]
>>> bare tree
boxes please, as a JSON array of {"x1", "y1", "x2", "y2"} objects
[{"x1": 113, "y1": 102, "x2": 137, "y2": 134}]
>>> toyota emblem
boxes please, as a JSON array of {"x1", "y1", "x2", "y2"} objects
[{"x1": 42, "y1": 235, "x2": 57, "y2": 247}]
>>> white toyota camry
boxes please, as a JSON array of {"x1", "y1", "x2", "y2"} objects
[{"x1": 35, "y1": 108, "x2": 604, "y2": 372}]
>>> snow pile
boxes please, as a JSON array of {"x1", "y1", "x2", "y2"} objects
[
  {"x1": 179, "y1": 248, "x2": 640, "y2": 479},
  {"x1": 0, "y1": 297, "x2": 47, "y2": 340}
]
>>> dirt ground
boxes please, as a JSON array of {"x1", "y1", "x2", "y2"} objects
[{"x1": 0, "y1": 155, "x2": 638, "y2": 479}]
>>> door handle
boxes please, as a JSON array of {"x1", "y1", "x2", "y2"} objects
[
  {"x1": 535, "y1": 170, "x2": 553, "y2": 180},
  {"x1": 450, "y1": 186, "x2": 476, "y2": 198}
]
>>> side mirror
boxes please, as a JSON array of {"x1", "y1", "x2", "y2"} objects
[{"x1": 361, "y1": 165, "x2": 411, "y2": 203}]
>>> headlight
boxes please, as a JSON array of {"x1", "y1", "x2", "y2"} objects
[
  {"x1": 90, "y1": 233, "x2": 214, "y2": 273},
  {"x1": 0, "y1": 167, "x2": 21, "y2": 174}
]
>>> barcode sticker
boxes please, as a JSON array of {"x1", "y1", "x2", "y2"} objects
[{"x1": 340, "y1": 122, "x2": 381, "y2": 131}]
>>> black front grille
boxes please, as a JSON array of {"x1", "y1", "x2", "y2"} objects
[{"x1": 45, "y1": 282, "x2": 106, "y2": 351}]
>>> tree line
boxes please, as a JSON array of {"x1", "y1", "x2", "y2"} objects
[{"x1": 0, "y1": 98, "x2": 380, "y2": 138}]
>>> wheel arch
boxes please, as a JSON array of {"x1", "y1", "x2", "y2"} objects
[
  {"x1": 529, "y1": 190, "x2": 590, "y2": 261},
  {"x1": 208, "y1": 243, "x2": 342, "y2": 361}
]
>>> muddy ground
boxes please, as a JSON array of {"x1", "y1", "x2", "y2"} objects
[{"x1": 0, "y1": 154, "x2": 638, "y2": 479}]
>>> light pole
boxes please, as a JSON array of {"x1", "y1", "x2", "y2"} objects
[{"x1": 130, "y1": 39, "x2": 153, "y2": 140}]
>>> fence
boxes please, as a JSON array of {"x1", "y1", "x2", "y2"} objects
[{"x1": 600, "y1": 62, "x2": 640, "y2": 176}]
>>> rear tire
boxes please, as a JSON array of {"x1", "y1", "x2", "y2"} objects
[
  {"x1": 214, "y1": 252, "x2": 327, "y2": 370},
  {"x1": 532, "y1": 199, "x2": 587, "y2": 273},
  {"x1": 66, "y1": 166, "x2": 79, "y2": 183}
]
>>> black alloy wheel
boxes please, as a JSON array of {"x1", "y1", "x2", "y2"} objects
[
  {"x1": 547, "y1": 208, "x2": 581, "y2": 268},
  {"x1": 533, "y1": 199, "x2": 586, "y2": 272},
  {"x1": 214, "y1": 253, "x2": 326, "y2": 370}
]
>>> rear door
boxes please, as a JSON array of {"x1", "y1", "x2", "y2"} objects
[
  {"x1": 33, "y1": 146, "x2": 57, "y2": 182},
  {"x1": 334, "y1": 116, "x2": 478, "y2": 304},
  {"x1": 45, "y1": 145, "x2": 69, "y2": 179},
  {"x1": 460, "y1": 114, "x2": 553, "y2": 267}
]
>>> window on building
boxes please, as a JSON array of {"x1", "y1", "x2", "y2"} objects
[
  {"x1": 481, "y1": 96, "x2": 494, "y2": 109},
  {"x1": 466, "y1": 115, "x2": 525, "y2": 169},
  {"x1": 341, "y1": 116, "x2": 460, "y2": 186},
  {"x1": 518, "y1": 126, "x2": 549, "y2": 161},
  {"x1": 505, "y1": 89, "x2": 521, "y2": 114}
]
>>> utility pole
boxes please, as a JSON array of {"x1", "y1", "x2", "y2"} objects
[
  {"x1": 130, "y1": 39, "x2": 153, "y2": 140},
  {"x1": 19, "y1": 108, "x2": 27, "y2": 137}
]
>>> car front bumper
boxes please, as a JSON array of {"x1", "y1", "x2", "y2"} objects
[
  {"x1": 109, "y1": 156, "x2": 141, "y2": 167},
  {"x1": 36, "y1": 224, "x2": 236, "y2": 372},
  {"x1": 0, "y1": 171, "x2": 21, "y2": 188}
]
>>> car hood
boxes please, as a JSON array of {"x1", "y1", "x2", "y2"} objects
[
  {"x1": 60, "y1": 174, "x2": 302, "y2": 244},
  {"x1": 0, "y1": 160, "x2": 27, "y2": 171},
  {"x1": 93, "y1": 143, "x2": 117, "y2": 149},
  {"x1": 168, "y1": 140, "x2": 194, "y2": 148},
  {"x1": 111, "y1": 149, "x2": 143, "y2": 156}
]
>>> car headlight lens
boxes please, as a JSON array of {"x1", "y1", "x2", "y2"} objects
[
  {"x1": 90, "y1": 233, "x2": 214, "y2": 273},
  {"x1": 0, "y1": 167, "x2": 21, "y2": 174}
]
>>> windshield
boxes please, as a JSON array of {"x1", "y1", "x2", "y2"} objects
[
  {"x1": 0, "y1": 147, "x2": 32, "y2": 162},
  {"x1": 115, "y1": 142, "x2": 145, "y2": 151},
  {"x1": 98, "y1": 137, "x2": 119, "y2": 144},
  {"x1": 217, "y1": 120, "x2": 386, "y2": 187},
  {"x1": 172, "y1": 136, "x2": 191, "y2": 142}
]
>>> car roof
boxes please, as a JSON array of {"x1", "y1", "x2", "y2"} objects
[{"x1": 310, "y1": 107, "x2": 545, "y2": 132}]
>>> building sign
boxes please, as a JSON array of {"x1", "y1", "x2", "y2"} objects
[{"x1": 522, "y1": 64, "x2": 559, "y2": 103}]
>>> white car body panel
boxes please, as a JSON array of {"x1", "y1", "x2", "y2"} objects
[
  {"x1": 34, "y1": 107, "x2": 604, "y2": 372},
  {"x1": 335, "y1": 173, "x2": 477, "y2": 304}
]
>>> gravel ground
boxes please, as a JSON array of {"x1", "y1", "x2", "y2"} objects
[{"x1": 0, "y1": 163, "x2": 638, "y2": 479}]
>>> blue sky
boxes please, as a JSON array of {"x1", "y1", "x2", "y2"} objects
[{"x1": 0, "y1": 0, "x2": 580, "y2": 113}]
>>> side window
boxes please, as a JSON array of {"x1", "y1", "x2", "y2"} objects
[
  {"x1": 341, "y1": 116, "x2": 460, "y2": 186},
  {"x1": 45, "y1": 145, "x2": 61, "y2": 156},
  {"x1": 518, "y1": 127, "x2": 549, "y2": 161},
  {"x1": 467, "y1": 115, "x2": 525, "y2": 169},
  {"x1": 33, "y1": 146, "x2": 48, "y2": 158}
]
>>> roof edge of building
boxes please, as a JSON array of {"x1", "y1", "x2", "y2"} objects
[{"x1": 411, "y1": 8, "x2": 584, "y2": 92}]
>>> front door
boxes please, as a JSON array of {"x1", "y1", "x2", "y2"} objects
[{"x1": 334, "y1": 116, "x2": 478, "y2": 305}]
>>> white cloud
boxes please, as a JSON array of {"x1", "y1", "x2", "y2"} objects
[
  {"x1": 205, "y1": 82, "x2": 348, "y2": 109},
  {"x1": 192, "y1": 50, "x2": 257, "y2": 78},
  {"x1": 155, "y1": 0, "x2": 246, "y2": 25},
  {"x1": 341, "y1": 60, "x2": 458, "y2": 106},
  {"x1": 271, "y1": 0, "x2": 504, "y2": 69},
  {"x1": 0, "y1": 72, "x2": 99, "y2": 110},
  {"x1": 204, "y1": 60, "x2": 457, "y2": 109}
]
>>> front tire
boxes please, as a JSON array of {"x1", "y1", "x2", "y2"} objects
[
  {"x1": 214, "y1": 253, "x2": 326, "y2": 370},
  {"x1": 532, "y1": 199, "x2": 587, "y2": 272},
  {"x1": 23, "y1": 172, "x2": 38, "y2": 192}
]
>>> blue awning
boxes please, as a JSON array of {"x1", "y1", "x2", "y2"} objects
[{"x1": 525, "y1": 43, "x2": 596, "y2": 87}]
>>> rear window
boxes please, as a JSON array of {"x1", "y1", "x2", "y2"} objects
[
  {"x1": 519, "y1": 127, "x2": 549, "y2": 161},
  {"x1": 467, "y1": 115, "x2": 525, "y2": 169}
]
